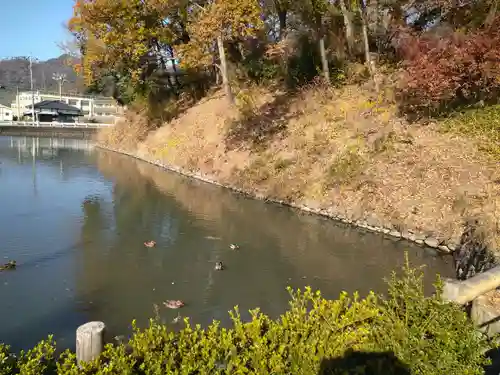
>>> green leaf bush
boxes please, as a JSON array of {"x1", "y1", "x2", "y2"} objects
[{"x1": 0, "y1": 262, "x2": 492, "y2": 374}]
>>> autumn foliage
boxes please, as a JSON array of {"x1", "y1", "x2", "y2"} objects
[
  {"x1": 397, "y1": 20, "x2": 500, "y2": 116},
  {"x1": 68, "y1": 0, "x2": 183, "y2": 96},
  {"x1": 66, "y1": 0, "x2": 500, "y2": 121},
  {"x1": 177, "y1": 0, "x2": 263, "y2": 68}
]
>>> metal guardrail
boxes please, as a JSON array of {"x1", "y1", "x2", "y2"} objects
[{"x1": 0, "y1": 121, "x2": 114, "y2": 128}]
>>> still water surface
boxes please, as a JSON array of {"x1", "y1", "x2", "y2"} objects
[{"x1": 0, "y1": 136, "x2": 454, "y2": 351}]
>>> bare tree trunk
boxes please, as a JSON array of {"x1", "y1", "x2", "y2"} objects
[
  {"x1": 216, "y1": 35, "x2": 233, "y2": 104},
  {"x1": 485, "y1": 0, "x2": 498, "y2": 27},
  {"x1": 365, "y1": 0, "x2": 381, "y2": 54},
  {"x1": 366, "y1": 0, "x2": 379, "y2": 33},
  {"x1": 319, "y1": 37, "x2": 330, "y2": 82},
  {"x1": 278, "y1": 10, "x2": 287, "y2": 40},
  {"x1": 339, "y1": 0, "x2": 355, "y2": 55},
  {"x1": 170, "y1": 59, "x2": 180, "y2": 87},
  {"x1": 359, "y1": 1, "x2": 378, "y2": 91},
  {"x1": 167, "y1": 45, "x2": 180, "y2": 87},
  {"x1": 274, "y1": 0, "x2": 288, "y2": 41},
  {"x1": 361, "y1": 14, "x2": 372, "y2": 74},
  {"x1": 317, "y1": 19, "x2": 330, "y2": 83}
]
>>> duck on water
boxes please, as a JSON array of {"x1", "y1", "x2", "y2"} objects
[{"x1": 0, "y1": 260, "x2": 16, "y2": 271}]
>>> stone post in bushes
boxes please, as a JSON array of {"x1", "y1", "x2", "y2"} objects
[
  {"x1": 442, "y1": 266, "x2": 500, "y2": 305},
  {"x1": 443, "y1": 266, "x2": 500, "y2": 337},
  {"x1": 76, "y1": 321, "x2": 106, "y2": 364}
]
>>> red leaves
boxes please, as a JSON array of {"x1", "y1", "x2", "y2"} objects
[{"x1": 396, "y1": 20, "x2": 500, "y2": 116}]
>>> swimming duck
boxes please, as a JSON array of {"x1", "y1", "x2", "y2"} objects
[
  {"x1": 163, "y1": 300, "x2": 185, "y2": 309},
  {"x1": 229, "y1": 244, "x2": 239, "y2": 250},
  {"x1": 0, "y1": 260, "x2": 16, "y2": 271},
  {"x1": 215, "y1": 261, "x2": 224, "y2": 270},
  {"x1": 144, "y1": 240, "x2": 156, "y2": 248}
]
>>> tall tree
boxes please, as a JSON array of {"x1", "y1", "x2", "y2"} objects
[
  {"x1": 293, "y1": 0, "x2": 331, "y2": 82},
  {"x1": 270, "y1": 0, "x2": 292, "y2": 40},
  {"x1": 358, "y1": 0, "x2": 379, "y2": 91},
  {"x1": 178, "y1": 0, "x2": 263, "y2": 104},
  {"x1": 68, "y1": 0, "x2": 180, "y2": 100},
  {"x1": 338, "y1": 0, "x2": 356, "y2": 55}
]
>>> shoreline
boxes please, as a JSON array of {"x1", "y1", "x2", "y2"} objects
[{"x1": 96, "y1": 144, "x2": 458, "y2": 256}]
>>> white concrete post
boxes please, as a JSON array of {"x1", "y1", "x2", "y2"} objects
[
  {"x1": 442, "y1": 266, "x2": 500, "y2": 305},
  {"x1": 76, "y1": 321, "x2": 106, "y2": 364}
]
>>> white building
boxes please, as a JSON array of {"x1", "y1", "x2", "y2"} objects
[
  {"x1": 11, "y1": 91, "x2": 124, "y2": 123},
  {"x1": 0, "y1": 104, "x2": 13, "y2": 121}
]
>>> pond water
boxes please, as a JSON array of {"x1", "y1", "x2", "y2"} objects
[{"x1": 0, "y1": 136, "x2": 454, "y2": 352}]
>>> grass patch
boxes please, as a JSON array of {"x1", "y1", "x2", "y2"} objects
[
  {"x1": 235, "y1": 88, "x2": 259, "y2": 120},
  {"x1": 97, "y1": 111, "x2": 155, "y2": 151},
  {"x1": 273, "y1": 157, "x2": 295, "y2": 171},
  {"x1": 326, "y1": 147, "x2": 366, "y2": 186},
  {"x1": 243, "y1": 156, "x2": 272, "y2": 183},
  {"x1": 440, "y1": 104, "x2": 500, "y2": 160},
  {"x1": 369, "y1": 131, "x2": 414, "y2": 155},
  {"x1": 372, "y1": 131, "x2": 397, "y2": 154}
]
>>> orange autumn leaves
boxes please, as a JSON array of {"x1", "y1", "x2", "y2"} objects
[
  {"x1": 67, "y1": 0, "x2": 263, "y2": 87},
  {"x1": 68, "y1": 0, "x2": 174, "y2": 86},
  {"x1": 178, "y1": 0, "x2": 263, "y2": 69}
]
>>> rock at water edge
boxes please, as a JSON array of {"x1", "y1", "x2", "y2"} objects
[
  {"x1": 424, "y1": 237, "x2": 439, "y2": 248},
  {"x1": 389, "y1": 230, "x2": 402, "y2": 238}
]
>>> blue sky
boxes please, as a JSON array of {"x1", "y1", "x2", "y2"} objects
[{"x1": 0, "y1": 0, "x2": 75, "y2": 61}]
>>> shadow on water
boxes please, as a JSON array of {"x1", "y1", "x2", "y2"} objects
[
  {"x1": 319, "y1": 351, "x2": 410, "y2": 375},
  {"x1": 14, "y1": 241, "x2": 85, "y2": 271},
  {"x1": 1, "y1": 304, "x2": 81, "y2": 352},
  {"x1": 0, "y1": 287, "x2": 104, "y2": 352}
]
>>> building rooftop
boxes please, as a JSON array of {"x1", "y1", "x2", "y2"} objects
[{"x1": 25, "y1": 100, "x2": 83, "y2": 115}]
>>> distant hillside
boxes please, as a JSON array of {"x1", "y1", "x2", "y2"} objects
[
  {"x1": 0, "y1": 90, "x2": 14, "y2": 107},
  {"x1": 0, "y1": 55, "x2": 84, "y2": 105}
]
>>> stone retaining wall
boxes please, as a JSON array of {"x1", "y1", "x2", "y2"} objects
[
  {"x1": 97, "y1": 145, "x2": 463, "y2": 255},
  {"x1": 0, "y1": 126, "x2": 96, "y2": 139}
]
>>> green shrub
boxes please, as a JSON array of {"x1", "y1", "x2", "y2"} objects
[{"x1": 0, "y1": 260, "x2": 492, "y2": 374}]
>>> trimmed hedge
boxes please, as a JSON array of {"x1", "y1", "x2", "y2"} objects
[{"x1": 0, "y1": 261, "x2": 492, "y2": 374}]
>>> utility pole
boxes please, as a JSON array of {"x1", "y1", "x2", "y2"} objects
[
  {"x1": 41, "y1": 69, "x2": 46, "y2": 91},
  {"x1": 52, "y1": 73, "x2": 67, "y2": 100},
  {"x1": 16, "y1": 85, "x2": 20, "y2": 120},
  {"x1": 29, "y1": 56, "x2": 36, "y2": 126}
]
